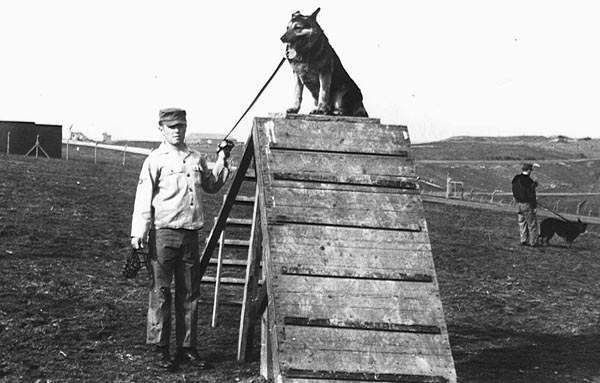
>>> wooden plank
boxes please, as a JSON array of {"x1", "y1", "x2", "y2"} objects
[
  {"x1": 269, "y1": 224, "x2": 432, "y2": 248},
  {"x1": 279, "y1": 348, "x2": 454, "y2": 378},
  {"x1": 284, "y1": 317, "x2": 440, "y2": 334},
  {"x1": 279, "y1": 265, "x2": 433, "y2": 283},
  {"x1": 267, "y1": 148, "x2": 416, "y2": 188},
  {"x1": 272, "y1": 179, "x2": 420, "y2": 195},
  {"x1": 268, "y1": 187, "x2": 423, "y2": 231},
  {"x1": 276, "y1": 113, "x2": 381, "y2": 124},
  {"x1": 278, "y1": 301, "x2": 442, "y2": 329},
  {"x1": 255, "y1": 117, "x2": 409, "y2": 154},
  {"x1": 273, "y1": 275, "x2": 445, "y2": 325},
  {"x1": 284, "y1": 369, "x2": 449, "y2": 383},
  {"x1": 199, "y1": 133, "x2": 254, "y2": 280},
  {"x1": 268, "y1": 224, "x2": 434, "y2": 274}
]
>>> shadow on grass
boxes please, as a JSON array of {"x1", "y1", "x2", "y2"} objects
[{"x1": 450, "y1": 325, "x2": 600, "y2": 382}]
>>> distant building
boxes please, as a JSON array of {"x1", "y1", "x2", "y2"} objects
[
  {"x1": 70, "y1": 131, "x2": 91, "y2": 141},
  {"x1": 102, "y1": 132, "x2": 112, "y2": 143},
  {"x1": 0, "y1": 121, "x2": 62, "y2": 158}
]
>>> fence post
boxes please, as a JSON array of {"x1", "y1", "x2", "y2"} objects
[
  {"x1": 576, "y1": 200, "x2": 587, "y2": 215},
  {"x1": 445, "y1": 174, "x2": 451, "y2": 199},
  {"x1": 6, "y1": 131, "x2": 9, "y2": 155},
  {"x1": 94, "y1": 142, "x2": 98, "y2": 164},
  {"x1": 122, "y1": 144, "x2": 127, "y2": 166}
]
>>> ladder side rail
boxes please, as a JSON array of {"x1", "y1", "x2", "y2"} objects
[
  {"x1": 211, "y1": 210, "x2": 226, "y2": 327},
  {"x1": 237, "y1": 183, "x2": 261, "y2": 362}
]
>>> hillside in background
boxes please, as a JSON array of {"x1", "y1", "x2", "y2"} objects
[
  {"x1": 412, "y1": 136, "x2": 600, "y2": 215},
  {"x1": 412, "y1": 135, "x2": 600, "y2": 161}
]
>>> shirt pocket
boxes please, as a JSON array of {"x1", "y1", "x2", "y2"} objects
[{"x1": 160, "y1": 165, "x2": 186, "y2": 197}]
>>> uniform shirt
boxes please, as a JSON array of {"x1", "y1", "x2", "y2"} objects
[{"x1": 131, "y1": 143, "x2": 230, "y2": 239}]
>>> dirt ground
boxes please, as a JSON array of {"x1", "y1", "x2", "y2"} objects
[{"x1": 1, "y1": 152, "x2": 600, "y2": 382}]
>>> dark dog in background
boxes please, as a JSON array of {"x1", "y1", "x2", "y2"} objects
[
  {"x1": 280, "y1": 8, "x2": 368, "y2": 117},
  {"x1": 539, "y1": 217, "x2": 587, "y2": 247}
]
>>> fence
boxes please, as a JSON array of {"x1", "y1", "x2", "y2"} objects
[{"x1": 420, "y1": 178, "x2": 600, "y2": 222}]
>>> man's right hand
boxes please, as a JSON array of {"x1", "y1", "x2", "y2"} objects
[{"x1": 131, "y1": 236, "x2": 144, "y2": 250}]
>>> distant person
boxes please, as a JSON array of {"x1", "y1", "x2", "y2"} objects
[
  {"x1": 511, "y1": 163, "x2": 539, "y2": 247},
  {"x1": 130, "y1": 108, "x2": 233, "y2": 370}
]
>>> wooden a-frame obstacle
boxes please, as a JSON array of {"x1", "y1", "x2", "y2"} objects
[{"x1": 200, "y1": 114, "x2": 456, "y2": 382}]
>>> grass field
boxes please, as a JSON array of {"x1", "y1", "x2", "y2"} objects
[{"x1": 1, "y1": 140, "x2": 600, "y2": 382}]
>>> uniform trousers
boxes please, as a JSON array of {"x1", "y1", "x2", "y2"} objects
[{"x1": 146, "y1": 228, "x2": 202, "y2": 348}]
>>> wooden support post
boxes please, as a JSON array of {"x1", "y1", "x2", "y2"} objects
[
  {"x1": 122, "y1": 144, "x2": 128, "y2": 166},
  {"x1": 211, "y1": 212, "x2": 225, "y2": 327},
  {"x1": 238, "y1": 184, "x2": 262, "y2": 362},
  {"x1": 25, "y1": 135, "x2": 50, "y2": 159},
  {"x1": 94, "y1": 142, "x2": 98, "y2": 164}
]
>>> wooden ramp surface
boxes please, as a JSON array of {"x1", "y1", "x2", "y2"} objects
[{"x1": 254, "y1": 115, "x2": 456, "y2": 383}]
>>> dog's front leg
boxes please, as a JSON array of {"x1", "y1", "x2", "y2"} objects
[
  {"x1": 286, "y1": 75, "x2": 303, "y2": 114},
  {"x1": 311, "y1": 72, "x2": 332, "y2": 115}
]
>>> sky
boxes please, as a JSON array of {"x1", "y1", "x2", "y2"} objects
[{"x1": 1, "y1": 1, "x2": 599, "y2": 143}]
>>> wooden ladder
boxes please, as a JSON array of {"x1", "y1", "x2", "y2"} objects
[{"x1": 199, "y1": 132, "x2": 266, "y2": 362}]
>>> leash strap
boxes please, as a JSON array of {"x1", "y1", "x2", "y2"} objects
[
  {"x1": 537, "y1": 201, "x2": 571, "y2": 223},
  {"x1": 223, "y1": 57, "x2": 286, "y2": 141}
]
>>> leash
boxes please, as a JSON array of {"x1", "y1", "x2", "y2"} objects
[
  {"x1": 537, "y1": 201, "x2": 571, "y2": 223},
  {"x1": 222, "y1": 57, "x2": 286, "y2": 141}
]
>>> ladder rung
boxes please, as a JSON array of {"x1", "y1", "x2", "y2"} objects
[
  {"x1": 209, "y1": 258, "x2": 248, "y2": 267},
  {"x1": 202, "y1": 276, "x2": 247, "y2": 285},
  {"x1": 223, "y1": 239, "x2": 250, "y2": 247},
  {"x1": 235, "y1": 195, "x2": 255, "y2": 204},
  {"x1": 201, "y1": 277, "x2": 264, "y2": 286},
  {"x1": 200, "y1": 299, "x2": 243, "y2": 307},
  {"x1": 226, "y1": 218, "x2": 253, "y2": 226}
]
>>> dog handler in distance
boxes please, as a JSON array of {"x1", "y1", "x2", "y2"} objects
[
  {"x1": 511, "y1": 163, "x2": 539, "y2": 247},
  {"x1": 130, "y1": 108, "x2": 233, "y2": 370}
]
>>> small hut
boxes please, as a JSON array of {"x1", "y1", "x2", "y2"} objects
[{"x1": 0, "y1": 121, "x2": 63, "y2": 158}]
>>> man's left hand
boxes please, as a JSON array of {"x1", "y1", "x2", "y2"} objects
[{"x1": 217, "y1": 139, "x2": 234, "y2": 159}]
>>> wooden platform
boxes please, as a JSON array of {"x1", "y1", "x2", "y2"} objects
[{"x1": 253, "y1": 115, "x2": 456, "y2": 382}]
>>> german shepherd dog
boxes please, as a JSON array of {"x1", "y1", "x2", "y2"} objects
[
  {"x1": 539, "y1": 217, "x2": 587, "y2": 247},
  {"x1": 280, "y1": 8, "x2": 368, "y2": 117}
]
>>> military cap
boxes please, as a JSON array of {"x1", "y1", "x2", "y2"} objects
[{"x1": 159, "y1": 108, "x2": 187, "y2": 127}]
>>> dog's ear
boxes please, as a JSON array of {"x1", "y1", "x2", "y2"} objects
[
  {"x1": 310, "y1": 7, "x2": 321, "y2": 19},
  {"x1": 292, "y1": 11, "x2": 301, "y2": 18}
]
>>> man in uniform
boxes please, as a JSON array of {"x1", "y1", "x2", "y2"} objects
[
  {"x1": 130, "y1": 108, "x2": 233, "y2": 369},
  {"x1": 511, "y1": 163, "x2": 539, "y2": 247}
]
